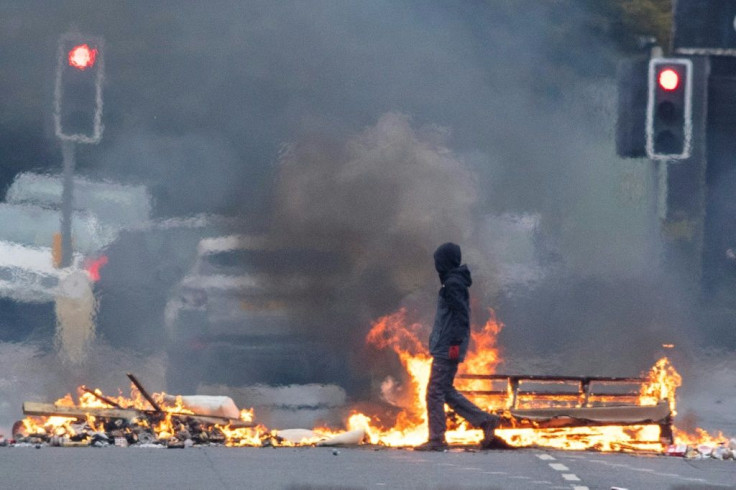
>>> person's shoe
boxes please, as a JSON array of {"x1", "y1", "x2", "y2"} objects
[
  {"x1": 479, "y1": 416, "x2": 500, "y2": 449},
  {"x1": 413, "y1": 440, "x2": 449, "y2": 452},
  {"x1": 479, "y1": 434, "x2": 515, "y2": 450}
]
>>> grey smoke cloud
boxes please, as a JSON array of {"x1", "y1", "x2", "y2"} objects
[
  {"x1": 0, "y1": 0, "x2": 714, "y2": 389},
  {"x1": 264, "y1": 113, "x2": 480, "y2": 349},
  {"x1": 273, "y1": 113, "x2": 477, "y2": 273}
]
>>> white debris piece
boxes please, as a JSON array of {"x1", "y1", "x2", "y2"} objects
[
  {"x1": 665, "y1": 444, "x2": 688, "y2": 457},
  {"x1": 274, "y1": 428, "x2": 366, "y2": 446},
  {"x1": 316, "y1": 428, "x2": 366, "y2": 447},
  {"x1": 163, "y1": 395, "x2": 240, "y2": 420},
  {"x1": 685, "y1": 446, "x2": 702, "y2": 459},
  {"x1": 711, "y1": 445, "x2": 732, "y2": 460},
  {"x1": 274, "y1": 428, "x2": 317, "y2": 444},
  {"x1": 697, "y1": 444, "x2": 714, "y2": 457}
]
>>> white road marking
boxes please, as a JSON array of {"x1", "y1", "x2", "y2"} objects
[
  {"x1": 537, "y1": 454, "x2": 556, "y2": 460},
  {"x1": 544, "y1": 460, "x2": 587, "y2": 487},
  {"x1": 585, "y1": 458, "x2": 709, "y2": 484}
]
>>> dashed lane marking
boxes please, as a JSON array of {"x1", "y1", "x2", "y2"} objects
[
  {"x1": 585, "y1": 458, "x2": 709, "y2": 484},
  {"x1": 537, "y1": 454, "x2": 556, "y2": 460},
  {"x1": 544, "y1": 459, "x2": 587, "y2": 488}
]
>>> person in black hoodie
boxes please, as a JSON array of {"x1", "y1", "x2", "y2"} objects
[{"x1": 414, "y1": 242, "x2": 500, "y2": 451}]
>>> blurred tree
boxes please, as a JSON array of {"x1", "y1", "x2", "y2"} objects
[{"x1": 586, "y1": 0, "x2": 673, "y2": 53}]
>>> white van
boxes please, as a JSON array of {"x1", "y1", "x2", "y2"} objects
[{"x1": 0, "y1": 172, "x2": 151, "y2": 304}]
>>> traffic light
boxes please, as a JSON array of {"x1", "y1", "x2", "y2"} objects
[
  {"x1": 646, "y1": 58, "x2": 693, "y2": 160},
  {"x1": 53, "y1": 34, "x2": 104, "y2": 143}
]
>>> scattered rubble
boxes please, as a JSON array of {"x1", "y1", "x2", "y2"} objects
[
  {"x1": 4, "y1": 373, "x2": 366, "y2": 449},
  {"x1": 2, "y1": 369, "x2": 732, "y2": 457},
  {"x1": 665, "y1": 439, "x2": 736, "y2": 460}
]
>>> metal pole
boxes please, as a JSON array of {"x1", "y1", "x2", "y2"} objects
[{"x1": 60, "y1": 140, "x2": 76, "y2": 268}]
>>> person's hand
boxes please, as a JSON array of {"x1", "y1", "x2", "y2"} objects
[{"x1": 448, "y1": 345, "x2": 460, "y2": 361}]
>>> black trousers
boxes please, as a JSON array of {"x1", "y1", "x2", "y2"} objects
[{"x1": 426, "y1": 357, "x2": 492, "y2": 443}]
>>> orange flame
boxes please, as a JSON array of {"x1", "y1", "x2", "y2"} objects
[
  {"x1": 14, "y1": 310, "x2": 732, "y2": 452},
  {"x1": 359, "y1": 309, "x2": 729, "y2": 452},
  {"x1": 360, "y1": 308, "x2": 505, "y2": 446}
]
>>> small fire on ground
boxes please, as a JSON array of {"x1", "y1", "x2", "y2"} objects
[{"x1": 7, "y1": 309, "x2": 734, "y2": 457}]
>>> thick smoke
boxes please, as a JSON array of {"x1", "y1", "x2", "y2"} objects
[{"x1": 266, "y1": 112, "x2": 481, "y2": 347}]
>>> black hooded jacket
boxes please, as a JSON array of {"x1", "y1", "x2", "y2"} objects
[{"x1": 429, "y1": 242, "x2": 472, "y2": 362}]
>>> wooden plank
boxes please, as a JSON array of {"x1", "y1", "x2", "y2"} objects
[
  {"x1": 23, "y1": 402, "x2": 140, "y2": 420},
  {"x1": 80, "y1": 386, "x2": 125, "y2": 409},
  {"x1": 508, "y1": 400, "x2": 671, "y2": 424},
  {"x1": 457, "y1": 390, "x2": 508, "y2": 396},
  {"x1": 22, "y1": 402, "x2": 253, "y2": 428},
  {"x1": 126, "y1": 373, "x2": 162, "y2": 412},
  {"x1": 457, "y1": 374, "x2": 644, "y2": 383}
]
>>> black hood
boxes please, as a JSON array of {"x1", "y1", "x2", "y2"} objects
[{"x1": 434, "y1": 242, "x2": 462, "y2": 282}]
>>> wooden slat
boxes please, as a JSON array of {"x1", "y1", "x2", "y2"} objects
[
  {"x1": 456, "y1": 390, "x2": 508, "y2": 396},
  {"x1": 456, "y1": 374, "x2": 644, "y2": 383},
  {"x1": 22, "y1": 402, "x2": 253, "y2": 428},
  {"x1": 23, "y1": 402, "x2": 140, "y2": 420}
]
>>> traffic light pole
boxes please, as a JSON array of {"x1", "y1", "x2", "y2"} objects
[
  {"x1": 54, "y1": 33, "x2": 104, "y2": 269},
  {"x1": 60, "y1": 140, "x2": 76, "y2": 268}
]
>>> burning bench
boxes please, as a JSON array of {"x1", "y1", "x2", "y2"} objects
[{"x1": 457, "y1": 373, "x2": 674, "y2": 444}]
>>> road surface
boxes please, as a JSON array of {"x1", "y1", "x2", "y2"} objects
[{"x1": 1, "y1": 445, "x2": 733, "y2": 489}]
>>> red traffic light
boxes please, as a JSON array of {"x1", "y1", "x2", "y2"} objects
[
  {"x1": 68, "y1": 44, "x2": 97, "y2": 70},
  {"x1": 658, "y1": 68, "x2": 680, "y2": 91}
]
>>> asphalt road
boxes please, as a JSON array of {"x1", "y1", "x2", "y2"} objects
[{"x1": 1, "y1": 445, "x2": 734, "y2": 489}]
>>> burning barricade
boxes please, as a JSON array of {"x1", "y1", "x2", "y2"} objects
[
  {"x1": 9, "y1": 373, "x2": 367, "y2": 449},
  {"x1": 12, "y1": 373, "x2": 257, "y2": 448},
  {"x1": 4, "y1": 308, "x2": 734, "y2": 457},
  {"x1": 356, "y1": 308, "x2": 735, "y2": 456}
]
